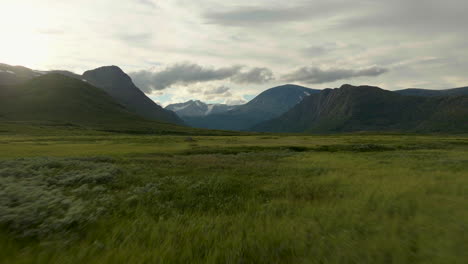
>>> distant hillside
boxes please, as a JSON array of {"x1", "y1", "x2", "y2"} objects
[
  {"x1": 83, "y1": 66, "x2": 184, "y2": 125},
  {"x1": 0, "y1": 74, "x2": 190, "y2": 132},
  {"x1": 395, "y1": 87, "x2": 468, "y2": 97},
  {"x1": 254, "y1": 84, "x2": 468, "y2": 133},
  {"x1": 184, "y1": 84, "x2": 319, "y2": 131},
  {"x1": 0, "y1": 63, "x2": 42, "y2": 85},
  {"x1": 166, "y1": 100, "x2": 237, "y2": 117}
]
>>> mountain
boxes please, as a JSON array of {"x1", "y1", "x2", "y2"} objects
[
  {"x1": 0, "y1": 74, "x2": 143, "y2": 126},
  {"x1": 0, "y1": 74, "x2": 195, "y2": 133},
  {"x1": 0, "y1": 63, "x2": 183, "y2": 126},
  {"x1": 165, "y1": 100, "x2": 238, "y2": 117},
  {"x1": 0, "y1": 63, "x2": 42, "y2": 85},
  {"x1": 82, "y1": 66, "x2": 183, "y2": 125},
  {"x1": 395, "y1": 87, "x2": 468, "y2": 97},
  {"x1": 183, "y1": 84, "x2": 320, "y2": 131},
  {"x1": 253, "y1": 84, "x2": 468, "y2": 133}
]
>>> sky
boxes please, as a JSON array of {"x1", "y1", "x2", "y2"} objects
[{"x1": 1, "y1": 0, "x2": 467, "y2": 106}]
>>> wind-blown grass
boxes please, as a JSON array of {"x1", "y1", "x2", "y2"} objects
[{"x1": 0, "y1": 157, "x2": 118, "y2": 238}]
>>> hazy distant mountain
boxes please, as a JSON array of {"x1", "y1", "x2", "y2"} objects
[
  {"x1": 166, "y1": 100, "x2": 238, "y2": 117},
  {"x1": 395, "y1": 87, "x2": 468, "y2": 97},
  {"x1": 253, "y1": 84, "x2": 468, "y2": 133},
  {"x1": 82, "y1": 66, "x2": 183, "y2": 125},
  {"x1": 183, "y1": 84, "x2": 320, "y2": 131},
  {"x1": 0, "y1": 63, "x2": 43, "y2": 85}
]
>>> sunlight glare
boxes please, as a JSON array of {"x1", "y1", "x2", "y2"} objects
[{"x1": 0, "y1": 2, "x2": 52, "y2": 69}]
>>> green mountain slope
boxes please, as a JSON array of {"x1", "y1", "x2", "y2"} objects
[
  {"x1": 253, "y1": 84, "x2": 468, "y2": 133},
  {"x1": 0, "y1": 74, "x2": 190, "y2": 132}
]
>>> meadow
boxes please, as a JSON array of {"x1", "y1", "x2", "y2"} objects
[{"x1": 1, "y1": 127, "x2": 467, "y2": 263}]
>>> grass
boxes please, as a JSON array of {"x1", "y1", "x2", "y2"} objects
[{"x1": 0, "y1": 128, "x2": 467, "y2": 263}]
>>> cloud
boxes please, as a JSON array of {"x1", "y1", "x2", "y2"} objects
[
  {"x1": 197, "y1": 86, "x2": 232, "y2": 101},
  {"x1": 225, "y1": 98, "x2": 247, "y2": 105},
  {"x1": 231, "y1": 67, "x2": 274, "y2": 84},
  {"x1": 130, "y1": 63, "x2": 241, "y2": 91},
  {"x1": 302, "y1": 42, "x2": 347, "y2": 57},
  {"x1": 203, "y1": 85, "x2": 231, "y2": 95},
  {"x1": 137, "y1": 0, "x2": 157, "y2": 9},
  {"x1": 302, "y1": 46, "x2": 329, "y2": 57},
  {"x1": 336, "y1": 0, "x2": 468, "y2": 34},
  {"x1": 130, "y1": 63, "x2": 275, "y2": 92},
  {"x1": 203, "y1": 1, "x2": 353, "y2": 27},
  {"x1": 117, "y1": 32, "x2": 153, "y2": 44},
  {"x1": 282, "y1": 66, "x2": 389, "y2": 84},
  {"x1": 188, "y1": 85, "x2": 231, "y2": 97}
]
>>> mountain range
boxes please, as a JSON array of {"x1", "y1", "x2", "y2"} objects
[
  {"x1": 1, "y1": 62, "x2": 467, "y2": 134},
  {"x1": 174, "y1": 84, "x2": 319, "y2": 131},
  {"x1": 253, "y1": 84, "x2": 468, "y2": 133}
]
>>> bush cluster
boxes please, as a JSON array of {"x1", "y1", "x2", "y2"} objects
[{"x1": 0, "y1": 157, "x2": 119, "y2": 237}]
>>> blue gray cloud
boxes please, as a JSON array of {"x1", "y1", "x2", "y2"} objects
[
  {"x1": 130, "y1": 63, "x2": 275, "y2": 92},
  {"x1": 282, "y1": 66, "x2": 389, "y2": 84}
]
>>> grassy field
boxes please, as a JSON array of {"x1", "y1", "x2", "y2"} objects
[{"x1": 0, "y1": 128, "x2": 467, "y2": 263}]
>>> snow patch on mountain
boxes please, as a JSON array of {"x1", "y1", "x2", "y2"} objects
[
  {"x1": 0, "y1": 70, "x2": 16, "y2": 75},
  {"x1": 206, "y1": 104, "x2": 215, "y2": 115}
]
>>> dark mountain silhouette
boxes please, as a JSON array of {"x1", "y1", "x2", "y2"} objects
[
  {"x1": 0, "y1": 74, "x2": 204, "y2": 134},
  {"x1": 0, "y1": 74, "x2": 163, "y2": 128},
  {"x1": 0, "y1": 63, "x2": 183, "y2": 125},
  {"x1": 82, "y1": 66, "x2": 183, "y2": 125},
  {"x1": 253, "y1": 84, "x2": 468, "y2": 133},
  {"x1": 183, "y1": 84, "x2": 319, "y2": 131}
]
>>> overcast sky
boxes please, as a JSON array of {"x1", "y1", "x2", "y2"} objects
[{"x1": 1, "y1": 0, "x2": 467, "y2": 105}]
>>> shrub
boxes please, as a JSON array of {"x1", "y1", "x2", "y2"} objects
[{"x1": 0, "y1": 157, "x2": 119, "y2": 238}]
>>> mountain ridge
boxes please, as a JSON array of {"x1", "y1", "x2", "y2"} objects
[{"x1": 253, "y1": 84, "x2": 468, "y2": 133}]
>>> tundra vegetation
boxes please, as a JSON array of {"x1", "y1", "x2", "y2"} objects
[{"x1": 0, "y1": 126, "x2": 467, "y2": 263}]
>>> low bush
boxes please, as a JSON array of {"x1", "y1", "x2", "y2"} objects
[{"x1": 0, "y1": 157, "x2": 119, "y2": 237}]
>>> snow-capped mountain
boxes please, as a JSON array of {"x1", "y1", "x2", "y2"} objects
[{"x1": 165, "y1": 100, "x2": 238, "y2": 117}]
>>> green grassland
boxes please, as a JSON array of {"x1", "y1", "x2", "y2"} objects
[{"x1": 0, "y1": 127, "x2": 467, "y2": 263}]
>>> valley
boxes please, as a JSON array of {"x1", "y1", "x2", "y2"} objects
[
  {"x1": 2, "y1": 0, "x2": 468, "y2": 262},
  {"x1": 1, "y1": 62, "x2": 467, "y2": 263}
]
